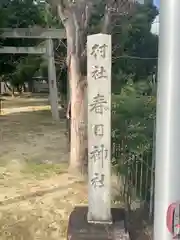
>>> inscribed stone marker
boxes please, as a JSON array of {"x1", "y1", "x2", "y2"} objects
[{"x1": 87, "y1": 34, "x2": 112, "y2": 223}]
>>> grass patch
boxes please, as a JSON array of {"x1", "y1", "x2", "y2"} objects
[{"x1": 21, "y1": 162, "x2": 68, "y2": 179}]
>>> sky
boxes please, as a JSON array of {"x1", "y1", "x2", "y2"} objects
[
  {"x1": 151, "y1": 15, "x2": 159, "y2": 35},
  {"x1": 153, "y1": 0, "x2": 159, "y2": 8},
  {"x1": 151, "y1": 0, "x2": 159, "y2": 35}
]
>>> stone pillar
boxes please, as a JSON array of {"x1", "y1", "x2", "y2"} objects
[
  {"x1": 87, "y1": 34, "x2": 112, "y2": 223},
  {"x1": 46, "y1": 38, "x2": 59, "y2": 121}
]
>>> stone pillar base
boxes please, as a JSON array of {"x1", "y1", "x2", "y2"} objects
[{"x1": 67, "y1": 206, "x2": 130, "y2": 240}]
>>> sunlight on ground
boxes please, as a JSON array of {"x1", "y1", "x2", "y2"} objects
[
  {"x1": 0, "y1": 96, "x2": 87, "y2": 240},
  {"x1": 1, "y1": 105, "x2": 51, "y2": 115},
  {"x1": 1, "y1": 95, "x2": 62, "y2": 116}
]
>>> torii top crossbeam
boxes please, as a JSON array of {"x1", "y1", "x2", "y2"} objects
[{"x1": 0, "y1": 28, "x2": 66, "y2": 39}]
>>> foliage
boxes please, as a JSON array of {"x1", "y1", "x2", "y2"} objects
[
  {"x1": 112, "y1": 4, "x2": 158, "y2": 93},
  {"x1": 2, "y1": 0, "x2": 45, "y2": 28},
  {"x1": 111, "y1": 78, "x2": 156, "y2": 200},
  {"x1": 11, "y1": 56, "x2": 42, "y2": 89},
  {"x1": 112, "y1": 79, "x2": 155, "y2": 156},
  {"x1": 0, "y1": 0, "x2": 47, "y2": 88},
  {"x1": 110, "y1": 4, "x2": 158, "y2": 199},
  {"x1": 0, "y1": 0, "x2": 67, "y2": 92}
]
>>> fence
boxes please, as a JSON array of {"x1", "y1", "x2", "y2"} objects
[
  {"x1": 111, "y1": 53, "x2": 157, "y2": 224},
  {"x1": 112, "y1": 138, "x2": 155, "y2": 216}
]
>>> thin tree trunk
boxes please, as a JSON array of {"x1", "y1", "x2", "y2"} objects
[
  {"x1": 23, "y1": 83, "x2": 26, "y2": 92},
  {"x1": 28, "y1": 81, "x2": 33, "y2": 92},
  {"x1": 17, "y1": 85, "x2": 22, "y2": 95},
  {"x1": 47, "y1": 38, "x2": 60, "y2": 121},
  {"x1": 4, "y1": 82, "x2": 14, "y2": 97},
  {"x1": 12, "y1": 87, "x2": 15, "y2": 97}
]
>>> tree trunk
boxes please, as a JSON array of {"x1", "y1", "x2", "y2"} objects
[
  {"x1": 55, "y1": 1, "x2": 91, "y2": 174},
  {"x1": 4, "y1": 82, "x2": 14, "y2": 97},
  {"x1": 17, "y1": 85, "x2": 22, "y2": 95},
  {"x1": 12, "y1": 87, "x2": 15, "y2": 97},
  {"x1": 23, "y1": 83, "x2": 26, "y2": 92},
  {"x1": 28, "y1": 81, "x2": 34, "y2": 92},
  {"x1": 69, "y1": 54, "x2": 88, "y2": 174},
  {"x1": 47, "y1": 38, "x2": 60, "y2": 121}
]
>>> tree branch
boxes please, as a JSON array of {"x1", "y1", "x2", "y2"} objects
[
  {"x1": 48, "y1": 0, "x2": 69, "y2": 24},
  {"x1": 82, "y1": 2, "x2": 92, "y2": 29},
  {"x1": 102, "y1": 0, "x2": 136, "y2": 34},
  {"x1": 57, "y1": 0, "x2": 69, "y2": 24},
  {"x1": 72, "y1": 12, "x2": 80, "y2": 56},
  {"x1": 102, "y1": 0, "x2": 116, "y2": 34}
]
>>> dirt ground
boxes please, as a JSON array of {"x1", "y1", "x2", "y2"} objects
[
  {"x1": 0, "y1": 95, "x2": 154, "y2": 240},
  {"x1": 0, "y1": 95, "x2": 87, "y2": 240}
]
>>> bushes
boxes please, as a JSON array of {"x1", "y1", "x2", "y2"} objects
[{"x1": 111, "y1": 80, "x2": 156, "y2": 201}]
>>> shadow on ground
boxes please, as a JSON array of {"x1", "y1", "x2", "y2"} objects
[{"x1": 128, "y1": 204, "x2": 153, "y2": 240}]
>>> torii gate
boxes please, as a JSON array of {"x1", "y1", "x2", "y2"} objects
[{"x1": 0, "y1": 27, "x2": 66, "y2": 121}]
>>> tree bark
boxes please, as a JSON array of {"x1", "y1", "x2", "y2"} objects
[
  {"x1": 69, "y1": 54, "x2": 87, "y2": 174},
  {"x1": 55, "y1": 0, "x2": 90, "y2": 174}
]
